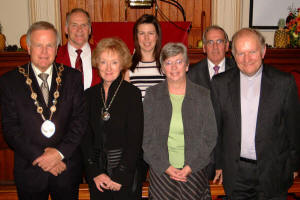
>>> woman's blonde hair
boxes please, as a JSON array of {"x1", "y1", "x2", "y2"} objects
[{"x1": 92, "y1": 37, "x2": 132, "y2": 75}]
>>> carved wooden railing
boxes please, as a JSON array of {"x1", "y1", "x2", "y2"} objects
[{"x1": 0, "y1": 179, "x2": 299, "y2": 199}]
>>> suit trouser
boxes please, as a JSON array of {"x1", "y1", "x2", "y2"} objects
[
  {"x1": 88, "y1": 180, "x2": 133, "y2": 200},
  {"x1": 229, "y1": 158, "x2": 287, "y2": 200},
  {"x1": 17, "y1": 174, "x2": 80, "y2": 200}
]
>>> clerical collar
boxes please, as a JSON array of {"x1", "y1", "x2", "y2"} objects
[{"x1": 240, "y1": 64, "x2": 263, "y2": 80}]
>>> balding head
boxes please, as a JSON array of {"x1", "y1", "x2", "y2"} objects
[{"x1": 232, "y1": 28, "x2": 265, "y2": 56}]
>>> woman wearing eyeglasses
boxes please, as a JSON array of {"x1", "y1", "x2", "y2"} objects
[{"x1": 143, "y1": 42, "x2": 218, "y2": 200}]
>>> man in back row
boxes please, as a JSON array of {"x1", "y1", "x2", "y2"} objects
[
  {"x1": 212, "y1": 28, "x2": 299, "y2": 200},
  {"x1": 188, "y1": 25, "x2": 236, "y2": 180},
  {"x1": 188, "y1": 25, "x2": 235, "y2": 89},
  {"x1": 56, "y1": 8, "x2": 100, "y2": 90}
]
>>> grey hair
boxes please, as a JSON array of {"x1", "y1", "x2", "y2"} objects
[
  {"x1": 202, "y1": 25, "x2": 229, "y2": 44},
  {"x1": 26, "y1": 21, "x2": 61, "y2": 47},
  {"x1": 160, "y1": 42, "x2": 189, "y2": 66},
  {"x1": 231, "y1": 28, "x2": 266, "y2": 55},
  {"x1": 66, "y1": 8, "x2": 91, "y2": 28}
]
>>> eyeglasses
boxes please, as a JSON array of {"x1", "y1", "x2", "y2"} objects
[
  {"x1": 164, "y1": 59, "x2": 184, "y2": 67},
  {"x1": 206, "y1": 39, "x2": 225, "y2": 46}
]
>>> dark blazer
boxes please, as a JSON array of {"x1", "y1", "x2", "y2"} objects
[
  {"x1": 56, "y1": 43, "x2": 101, "y2": 87},
  {"x1": 143, "y1": 78, "x2": 217, "y2": 175},
  {"x1": 0, "y1": 63, "x2": 86, "y2": 192},
  {"x1": 211, "y1": 65, "x2": 300, "y2": 197},
  {"x1": 188, "y1": 57, "x2": 236, "y2": 89},
  {"x1": 81, "y1": 75, "x2": 143, "y2": 187},
  {"x1": 187, "y1": 57, "x2": 235, "y2": 180}
]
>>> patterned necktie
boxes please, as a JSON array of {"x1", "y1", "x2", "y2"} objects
[
  {"x1": 213, "y1": 65, "x2": 220, "y2": 75},
  {"x1": 38, "y1": 73, "x2": 49, "y2": 106},
  {"x1": 75, "y1": 49, "x2": 84, "y2": 82}
]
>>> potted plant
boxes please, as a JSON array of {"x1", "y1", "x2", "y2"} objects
[
  {"x1": 286, "y1": 7, "x2": 300, "y2": 48},
  {"x1": 0, "y1": 22, "x2": 6, "y2": 51}
]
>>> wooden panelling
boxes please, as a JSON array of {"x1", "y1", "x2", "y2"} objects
[
  {"x1": 60, "y1": 0, "x2": 212, "y2": 47},
  {"x1": 0, "y1": 179, "x2": 300, "y2": 199},
  {"x1": 0, "y1": 52, "x2": 29, "y2": 74},
  {"x1": 0, "y1": 149, "x2": 14, "y2": 185}
]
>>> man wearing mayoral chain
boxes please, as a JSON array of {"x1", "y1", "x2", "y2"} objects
[{"x1": 0, "y1": 21, "x2": 86, "y2": 200}]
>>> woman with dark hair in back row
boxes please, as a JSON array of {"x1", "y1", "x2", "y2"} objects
[
  {"x1": 125, "y1": 14, "x2": 166, "y2": 199},
  {"x1": 125, "y1": 14, "x2": 165, "y2": 99}
]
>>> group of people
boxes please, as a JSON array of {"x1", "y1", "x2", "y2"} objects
[{"x1": 0, "y1": 7, "x2": 299, "y2": 200}]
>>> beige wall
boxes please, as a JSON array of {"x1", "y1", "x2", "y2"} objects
[
  {"x1": 0, "y1": 0, "x2": 29, "y2": 47},
  {"x1": 241, "y1": 0, "x2": 275, "y2": 46}
]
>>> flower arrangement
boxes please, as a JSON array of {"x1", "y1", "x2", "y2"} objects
[{"x1": 286, "y1": 6, "x2": 300, "y2": 47}]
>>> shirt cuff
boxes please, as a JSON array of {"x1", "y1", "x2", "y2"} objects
[{"x1": 57, "y1": 150, "x2": 64, "y2": 160}]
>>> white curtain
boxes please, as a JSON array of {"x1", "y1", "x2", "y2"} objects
[
  {"x1": 29, "y1": 0, "x2": 61, "y2": 38},
  {"x1": 212, "y1": 0, "x2": 242, "y2": 40}
]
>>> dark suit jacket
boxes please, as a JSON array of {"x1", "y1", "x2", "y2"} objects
[
  {"x1": 143, "y1": 78, "x2": 217, "y2": 175},
  {"x1": 56, "y1": 43, "x2": 101, "y2": 87},
  {"x1": 187, "y1": 57, "x2": 235, "y2": 180},
  {"x1": 188, "y1": 57, "x2": 236, "y2": 89},
  {"x1": 81, "y1": 75, "x2": 143, "y2": 186},
  {"x1": 0, "y1": 63, "x2": 87, "y2": 192},
  {"x1": 211, "y1": 65, "x2": 300, "y2": 197}
]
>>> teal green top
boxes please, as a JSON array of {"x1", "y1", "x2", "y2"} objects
[{"x1": 168, "y1": 93, "x2": 185, "y2": 168}]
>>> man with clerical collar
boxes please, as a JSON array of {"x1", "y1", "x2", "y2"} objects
[
  {"x1": 211, "y1": 28, "x2": 300, "y2": 200},
  {"x1": 56, "y1": 8, "x2": 100, "y2": 90},
  {"x1": 188, "y1": 25, "x2": 236, "y2": 89},
  {"x1": 0, "y1": 21, "x2": 86, "y2": 200}
]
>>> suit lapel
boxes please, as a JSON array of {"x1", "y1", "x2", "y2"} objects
[
  {"x1": 18, "y1": 64, "x2": 40, "y2": 113},
  {"x1": 48, "y1": 63, "x2": 59, "y2": 108},
  {"x1": 228, "y1": 70, "x2": 241, "y2": 136},
  {"x1": 203, "y1": 60, "x2": 211, "y2": 87},
  {"x1": 65, "y1": 46, "x2": 72, "y2": 67},
  {"x1": 56, "y1": 45, "x2": 71, "y2": 67},
  {"x1": 225, "y1": 57, "x2": 235, "y2": 70},
  {"x1": 84, "y1": 84, "x2": 102, "y2": 137},
  {"x1": 157, "y1": 81, "x2": 172, "y2": 141},
  {"x1": 50, "y1": 63, "x2": 66, "y2": 120},
  {"x1": 255, "y1": 67, "x2": 274, "y2": 139}
]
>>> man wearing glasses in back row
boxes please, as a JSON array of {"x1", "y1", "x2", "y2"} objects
[
  {"x1": 187, "y1": 25, "x2": 236, "y2": 180},
  {"x1": 188, "y1": 25, "x2": 236, "y2": 90}
]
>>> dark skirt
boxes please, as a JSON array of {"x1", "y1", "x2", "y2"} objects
[{"x1": 149, "y1": 167, "x2": 211, "y2": 200}]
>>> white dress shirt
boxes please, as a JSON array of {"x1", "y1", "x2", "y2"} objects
[
  {"x1": 240, "y1": 66, "x2": 263, "y2": 160},
  {"x1": 68, "y1": 42, "x2": 93, "y2": 90},
  {"x1": 32, "y1": 64, "x2": 53, "y2": 88},
  {"x1": 207, "y1": 58, "x2": 226, "y2": 79},
  {"x1": 31, "y1": 63, "x2": 64, "y2": 159}
]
